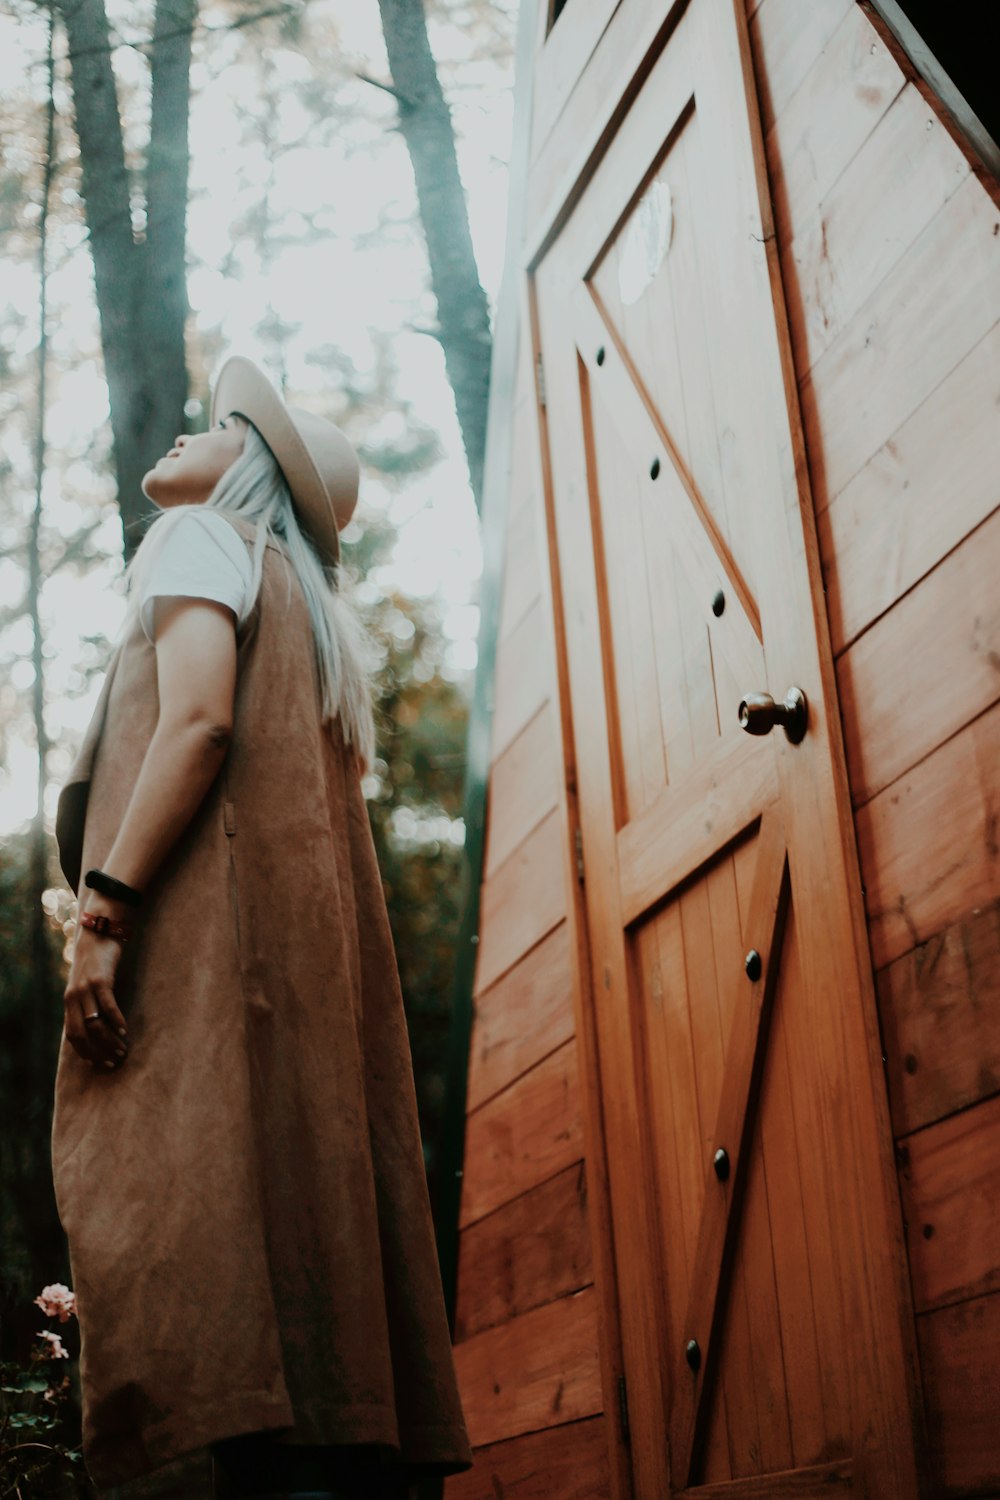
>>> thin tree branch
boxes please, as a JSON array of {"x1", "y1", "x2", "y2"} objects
[
  {"x1": 355, "y1": 70, "x2": 414, "y2": 106},
  {"x1": 53, "y1": 1, "x2": 308, "y2": 65}
]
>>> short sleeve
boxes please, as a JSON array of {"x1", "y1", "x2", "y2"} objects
[{"x1": 139, "y1": 511, "x2": 254, "y2": 645}]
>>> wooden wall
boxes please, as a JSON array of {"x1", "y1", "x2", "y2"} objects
[
  {"x1": 753, "y1": 1, "x2": 1000, "y2": 1495},
  {"x1": 445, "y1": 320, "x2": 612, "y2": 1497},
  {"x1": 447, "y1": 0, "x2": 1000, "y2": 1495}
]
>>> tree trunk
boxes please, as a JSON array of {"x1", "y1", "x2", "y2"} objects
[
  {"x1": 376, "y1": 0, "x2": 492, "y2": 513},
  {"x1": 57, "y1": 0, "x2": 195, "y2": 563}
]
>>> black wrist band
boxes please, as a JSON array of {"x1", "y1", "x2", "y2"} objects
[{"x1": 84, "y1": 867, "x2": 144, "y2": 908}]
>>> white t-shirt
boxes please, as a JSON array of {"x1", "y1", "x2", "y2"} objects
[{"x1": 138, "y1": 510, "x2": 254, "y2": 644}]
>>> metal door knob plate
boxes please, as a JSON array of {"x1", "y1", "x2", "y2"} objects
[{"x1": 738, "y1": 687, "x2": 808, "y2": 744}]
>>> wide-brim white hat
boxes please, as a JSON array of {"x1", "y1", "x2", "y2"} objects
[{"x1": 211, "y1": 355, "x2": 359, "y2": 568}]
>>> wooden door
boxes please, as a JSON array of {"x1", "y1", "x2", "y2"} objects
[{"x1": 532, "y1": 0, "x2": 923, "y2": 1493}]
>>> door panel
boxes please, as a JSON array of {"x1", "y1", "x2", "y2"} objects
[{"x1": 532, "y1": 0, "x2": 922, "y2": 1492}]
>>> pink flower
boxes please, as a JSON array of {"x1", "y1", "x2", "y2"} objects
[
  {"x1": 37, "y1": 1329, "x2": 69, "y2": 1360},
  {"x1": 34, "y1": 1283, "x2": 76, "y2": 1322}
]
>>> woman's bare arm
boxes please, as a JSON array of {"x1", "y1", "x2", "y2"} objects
[
  {"x1": 64, "y1": 597, "x2": 238, "y2": 1067},
  {"x1": 86, "y1": 595, "x2": 239, "y2": 902}
]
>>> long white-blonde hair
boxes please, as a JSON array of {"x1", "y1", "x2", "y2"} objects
[{"x1": 119, "y1": 421, "x2": 380, "y2": 774}]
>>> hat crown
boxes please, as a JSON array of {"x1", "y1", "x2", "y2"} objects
[
  {"x1": 210, "y1": 356, "x2": 359, "y2": 567},
  {"x1": 287, "y1": 405, "x2": 360, "y2": 517}
]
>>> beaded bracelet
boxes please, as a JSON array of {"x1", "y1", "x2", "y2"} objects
[{"x1": 79, "y1": 911, "x2": 133, "y2": 944}]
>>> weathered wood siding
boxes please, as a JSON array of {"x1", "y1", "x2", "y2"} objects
[{"x1": 751, "y1": 0, "x2": 1000, "y2": 1495}]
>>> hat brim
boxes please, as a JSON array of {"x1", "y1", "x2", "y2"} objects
[{"x1": 210, "y1": 356, "x2": 341, "y2": 567}]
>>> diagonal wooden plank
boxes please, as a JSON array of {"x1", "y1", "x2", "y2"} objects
[
  {"x1": 676, "y1": 1457, "x2": 853, "y2": 1498},
  {"x1": 669, "y1": 805, "x2": 791, "y2": 1487},
  {"x1": 617, "y1": 723, "x2": 778, "y2": 925},
  {"x1": 571, "y1": 283, "x2": 764, "y2": 691}
]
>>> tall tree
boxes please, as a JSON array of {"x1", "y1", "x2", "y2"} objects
[
  {"x1": 55, "y1": 0, "x2": 196, "y2": 561},
  {"x1": 376, "y1": 0, "x2": 493, "y2": 512}
]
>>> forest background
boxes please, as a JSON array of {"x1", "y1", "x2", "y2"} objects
[{"x1": 0, "y1": 0, "x2": 515, "y2": 1403}]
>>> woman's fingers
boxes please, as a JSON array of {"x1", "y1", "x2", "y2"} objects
[
  {"x1": 94, "y1": 982, "x2": 129, "y2": 1062},
  {"x1": 63, "y1": 983, "x2": 128, "y2": 1068},
  {"x1": 64, "y1": 985, "x2": 103, "y2": 1065},
  {"x1": 62, "y1": 928, "x2": 129, "y2": 1069}
]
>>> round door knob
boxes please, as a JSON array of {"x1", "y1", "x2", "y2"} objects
[{"x1": 738, "y1": 687, "x2": 808, "y2": 744}]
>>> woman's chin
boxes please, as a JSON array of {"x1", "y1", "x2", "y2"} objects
[{"x1": 141, "y1": 468, "x2": 167, "y2": 503}]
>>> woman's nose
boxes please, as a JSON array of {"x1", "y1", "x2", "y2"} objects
[{"x1": 174, "y1": 434, "x2": 188, "y2": 448}]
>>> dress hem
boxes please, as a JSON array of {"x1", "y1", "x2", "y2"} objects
[{"x1": 84, "y1": 1389, "x2": 472, "y2": 1489}]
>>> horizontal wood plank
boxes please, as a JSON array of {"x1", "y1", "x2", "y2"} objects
[
  {"x1": 454, "y1": 1161, "x2": 592, "y2": 1342},
  {"x1": 856, "y1": 700, "x2": 1000, "y2": 971},
  {"x1": 783, "y1": 82, "x2": 969, "y2": 375},
  {"x1": 498, "y1": 463, "x2": 544, "y2": 644},
  {"x1": 484, "y1": 701, "x2": 560, "y2": 880},
  {"x1": 475, "y1": 804, "x2": 566, "y2": 996},
  {"x1": 453, "y1": 1285, "x2": 603, "y2": 1449},
  {"x1": 460, "y1": 1037, "x2": 583, "y2": 1230},
  {"x1": 918, "y1": 1291, "x2": 1000, "y2": 1497},
  {"x1": 765, "y1": 2, "x2": 904, "y2": 249},
  {"x1": 618, "y1": 731, "x2": 777, "y2": 926},
  {"x1": 490, "y1": 595, "x2": 555, "y2": 764},
  {"x1": 820, "y1": 319, "x2": 1000, "y2": 653},
  {"x1": 801, "y1": 172, "x2": 1000, "y2": 511},
  {"x1": 749, "y1": 0, "x2": 852, "y2": 134},
  {"x1": 468, "y1": 917, "x2": 576, "y2": 1113},
  {"x1": 444, "y1": 1412, "x2": 609, "y2": 1500},
  {"x1": 837, "y1": 504, "x2": 1000, "y2": 806},
  {"x1": 899, "y1": 1092, "x2": 1000, "y2": 1315},
  {"x1": 877, "y1": 901, "x2": 1000, "y2": 1137}
]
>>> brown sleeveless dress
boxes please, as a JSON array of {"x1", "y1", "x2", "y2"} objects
[{"x1": 52, "y1": 513, "x2": 473, "y2": 1490}]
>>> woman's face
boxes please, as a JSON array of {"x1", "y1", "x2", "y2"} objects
[{"x1": 142, "y1": 414, "x2": 248, "y2": 506}]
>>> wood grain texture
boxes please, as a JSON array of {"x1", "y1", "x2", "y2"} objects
[
  {"x1": 475, "y1": 804, "x2": 566, "y2": 996},
  {"x1": 899, "y1": 1092, "x2": 1000, "y2": 1315},
  {"x1": 454, "y1": 1160, "x2": 592, "y2": 1342},
  {"x1": 459, "y1": 1036, "x2": 583, "y2": 1230},
  {"x1": 617, "y1": 731, "x2": 777, "y2": 926},
  {"x1": 856, "y1": 700, "x2": 1000, "y2": 972},
  {"x1": 782, "y1": 82, "x2": 969, "y2": 375},
  {"x1": 530, "y1": 0, "x2": 618, "y2": 161},
  {"x1": 498, "y1": 472, "x2": 544, "y2": 645},
  {"x1": 484, "y1": 701, "x2": 560, "y2": 879},
  {"x1": 466, "y1": 917, "x2": 575, "y2": 1113},
  {"x1": 918, "y1": 1291, "x2": 1000, "y2": 1497},
  {"x1": 443, "y1": 1411, "x2": 610, "y2": 1500},
  {"x1": 525, "y1": 0, "x2": 689, "y2": 257},
  {"x1": 670, "y1": 813, "x2": 790, "y2": 1486},
  {"x1": 676, "y1": 1459, "x2": 853, "y2": 1498},
  {"x1": 837, "y1": 505, "x2": 1000, "y2": 807},
  {"x1": 453, "y1": 1285, "x2": 603, "y2": 1449},
  {"x1": 877, "y1": 902, "x2": 1000, "y2": 1138},
  {"x1": 749, "y1": 0, "x2": 852, "y2": 134},
  {"x1": 764, "y1": 2, "x2": 905, "y2": 249},
  {"x1": 800, "y1": 172, "x2": 1000, "y2": 511},
  {"x1": 490, "y1": 594, "x2": 555, "y2": 763},
  {"x1": 820, "y1": 320, "x2": 1000, "y2": 654}
]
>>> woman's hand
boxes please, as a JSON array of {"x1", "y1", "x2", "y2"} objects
[{"x1": 63, "y1": 915, "x2": 130, "y2": 1071}]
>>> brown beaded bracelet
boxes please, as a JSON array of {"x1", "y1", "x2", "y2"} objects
[{"x1": 79, "y1": 911, "x2": 133, "y2": 944}]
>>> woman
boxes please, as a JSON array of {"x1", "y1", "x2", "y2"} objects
[{"x1": 52, "y1": 357, "x2": 474, "y2": 1500}]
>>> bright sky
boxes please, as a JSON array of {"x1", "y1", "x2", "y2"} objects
[{"x1": 0, "y1": 0, "x2": 515, "y2": 837}]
